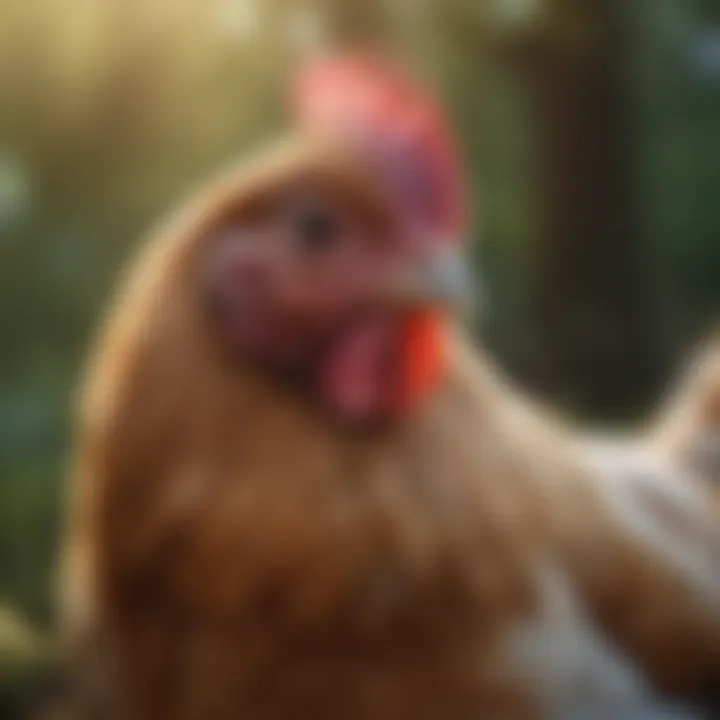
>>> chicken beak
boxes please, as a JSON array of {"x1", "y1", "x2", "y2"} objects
[{"x1": 386, "y1": 245, "x2": 476, "y2": 315}]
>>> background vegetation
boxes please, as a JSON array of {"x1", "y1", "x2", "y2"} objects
[{"x1": 0, "y1": 0, "x2": 718, "y2": 714}]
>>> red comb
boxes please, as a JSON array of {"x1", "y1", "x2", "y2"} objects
[{"x1": 294, "y1": 54, "x2": 468, "y2": 240}]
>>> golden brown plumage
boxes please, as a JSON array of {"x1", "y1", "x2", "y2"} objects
[
  {"x1": 61, "y1": 60, "x2": 720, "y2": 720},
  {"x1": 62, "y1": 143, "x2": 537, "y2": 718}
]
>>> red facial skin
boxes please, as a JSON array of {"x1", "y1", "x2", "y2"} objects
[{"x1": 204, "y1": 177, "x2": 441, "y2": 423}]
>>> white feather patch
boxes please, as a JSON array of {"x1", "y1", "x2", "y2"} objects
[{"x1": 507, "y1": 563, "x2": 705, "y2": 719}]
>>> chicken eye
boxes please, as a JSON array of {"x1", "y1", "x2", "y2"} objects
[{"x1": 293, "y1": 203, "x2": 340, "y2": 256}]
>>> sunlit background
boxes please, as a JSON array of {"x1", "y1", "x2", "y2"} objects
[{"x1": 0, "y1": 0, "x2": 718, "y2": 715}]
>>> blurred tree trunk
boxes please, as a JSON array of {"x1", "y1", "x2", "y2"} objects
[{"x1": 526, "y1": 0, "x2": 662, "y2": 414}]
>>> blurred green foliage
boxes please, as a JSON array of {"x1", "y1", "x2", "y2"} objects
[{"x1": 0, "y1": 1, "x2": 717, "y2": 708}]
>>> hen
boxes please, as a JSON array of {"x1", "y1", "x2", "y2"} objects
[{"x1": 62, "y1": 56, "x2": 720, "y2": 719}]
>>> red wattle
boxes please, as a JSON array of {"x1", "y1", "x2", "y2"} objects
[
  {"x1": 395, "y1": 310, "x2": 447, "y2": 414},
  {"x1": 319, "y1": 312, "x2": 447, "y2": 423}
]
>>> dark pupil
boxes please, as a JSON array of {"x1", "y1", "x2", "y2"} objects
[{"x1": 295, "y1": 205, "x2": 338, "y2": 254}]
